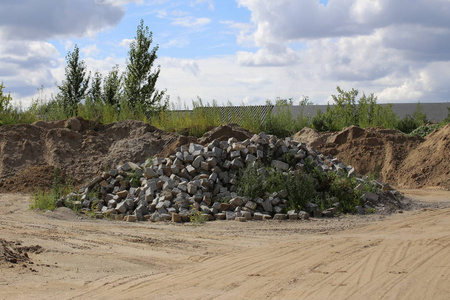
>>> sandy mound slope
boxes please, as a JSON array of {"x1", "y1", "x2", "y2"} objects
[
  {"x1": 293, "y1": 126, "x2": 426, "y2": 188},
  {"x1": 0, "y1": 119, "x2": 256, "y2": 192},
  {"x1": 0, "y1": 117, "x2": 178, "y2": 187},
  {"x1": 197, "y1": 123, "x2": 254, "y2": 144},
  {"x1": 395, "y1": 124, "x2": 450, "y2": 189}
]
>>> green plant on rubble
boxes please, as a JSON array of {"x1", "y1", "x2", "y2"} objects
[
  {"x1": 30, "y1": 168, "x2": 74, "y2": 211},
  {"x1": 237, "y1": 162, "x2": 265, "y2": 199},
  {"x1": 189, "y1": 206, "x2": 208, "y2": 225},
  {"x1": 284, "y1": 171, "x2": 316, "y2": 211},
  {"x1": 124, "y1": 170, "x2": 142, "y2": 188}
]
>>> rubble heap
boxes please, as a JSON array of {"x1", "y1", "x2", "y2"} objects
[{"x1": 57, "y1": 132, "x2": 403, "y2": 222}]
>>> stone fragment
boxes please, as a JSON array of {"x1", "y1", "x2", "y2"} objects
[
  {"x1": 254, "y1": 212, "x2": 264, "y2": 220},
  {"x1": 215, "y1": 213, "x2": 226, "y2": 220},
  {"x1": 245, "y1": 201, "x2": 257, "y2": 210},
  {"x1": 225, "y1": 211, "x2": 236, "y2": 220},
  {"x1": 192, "y1": 155, "x2": 204, "y2": 169},
  {"x1": 273, "y1": 214, "x2": 287, "y2": 220},
  {"x1": 271, "y1": 160, "x2": 289, "y2": 171},
  {"x1": 230, "y1": 197, "x2": 244, "y2": 207},
  {"x1": 261, "y1": 201, "x2": 273, "y2": 213},
  {"x1": 287, "y1": 211, "x2": 298, "y2": 220},
  {"x1": 117, "y1": 190, "x2": 128, "y2": 199},
  {"x1": 115, "y1": 202, "x2": 127, "y2": 214},
  {"x1": 171, "y1": 213, "x2": 182, "y2": 223},
  {"x1": 124, "y1": 215, "x2": 137, "y2": 222}
]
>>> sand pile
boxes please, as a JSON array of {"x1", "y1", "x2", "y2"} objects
[
  {"x1": 0, "y1": 119, "x2": 257, "y2": 192},
  {"x1": 0, "y1": 117, "x2": 178, "y2": 189},
  {"x1": 395, "y1": 124, "x2": 450, "y2": 189},
  {"x1": 293, "y1": 126, "x2": 444, "y2": 189}
]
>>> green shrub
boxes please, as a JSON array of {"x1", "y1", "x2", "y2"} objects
[
  {"x1": 30, "y1": 169, "x2": 74, "y2": 211},
  {"x1": 189, "y1": 206, "x2": 208, "y2": 224},
  {"x1": 237, "y1": 162, "x2": 265, "y2": 199},
  {"x1": 285, "y1": 171, "x2": 316, "y2": 211},
  {"x1": 397, "y1": 115, "x2": 419, "y2": 134},
  {"x1": 409, "y1": 124, "x2": 442, "y2": 137}
]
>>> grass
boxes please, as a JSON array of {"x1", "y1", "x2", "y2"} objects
[
  {"x1": 2, "y1": 85, "x2": 449, "y2": 139},
  {"x1": 29, "y1": 169, "x2": 74, "y2": 211}
]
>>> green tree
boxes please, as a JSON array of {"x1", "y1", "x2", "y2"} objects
[
  {"x1": 57, "y1": 45, "x2": 90, "y2": 117},
  {"x1": 89, "y1": 71, "x2": 102, "y2": 103},
  {"x1": 123, "y1": 19, "x2": 167, "y2": 116},
  {"x1": 0, "y1": 82, "x2": 12, "y2": 113},
  {"x1": 413, "y1": 102, "x2": 427, "y2": 126},
  {"x1": 102, "y1": 65, "x2": 122, "y2": 108},
  {"x1": 331, "y1": 86, "x2": 359, "y2": 129}
]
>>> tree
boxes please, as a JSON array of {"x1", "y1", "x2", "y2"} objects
[
  {"x1": 123, "y1": 19, "x2": 167, "y2": 115},
  {"x1": 102, "y1": 65, "x2": 122, "y2": 108},
  {"x1": 89, "y1": 71, "x2": 102, "y2": 102},
  {"x1": 57, "y1": 45, "x2": 90, "y2": 117},
  {"x1": 0, "y1": 82, "x2": 12, "y2": 113},
  {"x1": 413, "y1": 102, "x2": 428, "y2": 126}
]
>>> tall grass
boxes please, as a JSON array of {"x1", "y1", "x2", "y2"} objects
[{"x1": 2, "y1": 86, "x2": 449, "y2": 137}]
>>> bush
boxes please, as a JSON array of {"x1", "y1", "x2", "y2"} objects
[
  {"x1": 237, "y1": 162, "x2": 265, "y2": 199},
  {"x1": 285, "y1": 171, "x2": 316, "y2": 211},
  {"x1": 409, "y1": 124, "x2": 442, "y2": 137},
  {"x1": 30, "y1": 169, "x2": 73, "y2": 211},
  {"x1": 397, "y1": 115, "x2": 419, "y2": 134}
]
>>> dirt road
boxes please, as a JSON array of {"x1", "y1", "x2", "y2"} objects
[{"x1": 1, "y1": 190, "x2": 449, "y2": 300}]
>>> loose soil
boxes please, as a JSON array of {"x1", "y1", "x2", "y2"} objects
[
  {"x1": 293, "y1": 125, "x2": 450, "y2": 190},
  {"x1": 0, "y1": 118, "x2": 448, "y2": 191},
  {"x1": 0, "y1": 191, "x2": 449, "y2": 299},
  {"x1": 0, "y1": 117, "x2": 179, "y2": 189}
]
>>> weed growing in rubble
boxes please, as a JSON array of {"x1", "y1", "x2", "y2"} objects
[
  {"x1": 30, "y1": 169, "x2": 73, "y2": 211},
  {"x1": 237, "y1": 162, "x2": 265, "y2": 199},
  {"x1": 189, "y1": 206, "x2": 208, "y2": 225}
]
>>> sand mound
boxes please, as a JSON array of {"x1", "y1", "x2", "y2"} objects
[
  {"x1": 0, "y1": 165, "x2": 66, "y2": 193},
  {"x1": 198, "y1": 123, "x2": 254, "y2": 144},
  {"x1": 293, "y1": 126, "x2": 425, "y2": 188},
  {"x1": 0, "y1": 118, "x2": 178, "y2": 189},
  {"x1": 0, "y1": 120, "x2": 257, "y2": 192},
  {"x1": 395, "y1": 124, "x2": 450, "y2": 189}
]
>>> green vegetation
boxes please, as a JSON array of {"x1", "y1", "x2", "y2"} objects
[
  {"x1": 409, "y1": 123, "x2": 442, "y2": 137},
  {"x1": 57, "y1": 45, "x2": 91, "y2": 117},
  {"x1": 189, "y1": 206, "x2": 209, "y2": 225},
  {"x1": 1, "y1": 80, "x2": 448, "y2": 138},
  {"x1": 236, "y1": 161, "x2": 376, "y2": 214},
  {"x1": 30, "y1": 169, "x2": 73, "y2": 211}
]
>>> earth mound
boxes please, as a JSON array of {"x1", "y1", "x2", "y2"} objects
[
  {"x1": 293, "y1": 126, "x2": 425, "y2": 188},
  {"x1": 197, "y1": 123, "x2": 254, "y2": 144},
  {"x1": 0, "y1": 165, "x2": 65, "y2": 193},
  {"x1": 395, "y1": 124, "x2": 450, "y2": 189},
  {"x1": 0, "y1": 117, "x2": 178, "y2": 188},
  {"x1": 0, "y1": 119, "x2": 256, "y2": 192}
]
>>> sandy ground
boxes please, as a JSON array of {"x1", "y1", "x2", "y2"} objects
[{"x1": 1, "y1": 190, "x2": 449, "y2": 300}]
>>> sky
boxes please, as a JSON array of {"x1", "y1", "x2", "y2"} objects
[{"x1": 1, "y1": 0, "x2": 450, "y2": 108}]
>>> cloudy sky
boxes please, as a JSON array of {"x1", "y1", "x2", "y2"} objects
[{"x1": 1, "y1": 0, "x2": 449, "y2": 108}]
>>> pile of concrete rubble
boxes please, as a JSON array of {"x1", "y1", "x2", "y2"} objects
[{"x1": 57, "y1": 132, "x2": 402, "y2": 222}]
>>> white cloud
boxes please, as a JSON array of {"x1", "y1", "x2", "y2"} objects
[
  {"x1": 0, "y1": 0, "x2": 125, "y2": 40},
  {"x1": 230, "y1": 0, "x2": 450, "y2": 103},
  {"x1": 172, "y1": 17, "x2": 211, "y2": 27},
  {"x1": 237, "y1": 47, "x2": 298, "y2": 67},
  {"x1": 119, "y1": 38, "x2": 135, "y2": 48},
  {"x1": 81, "y1": 44, "x2": 101, "y2": 57}
]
